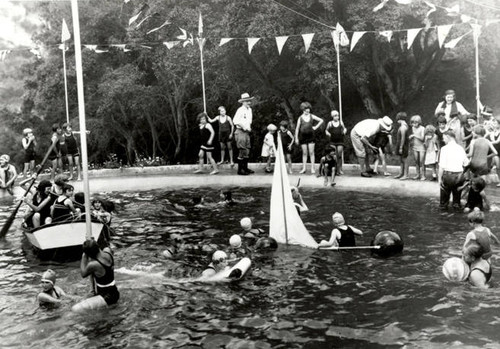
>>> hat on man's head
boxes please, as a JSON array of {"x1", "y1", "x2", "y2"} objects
[
  {"x1": 481, "y1": 106, "x2": 493, "y2": 117},
  {"x1": 0, "y1": 154, "x2": 10, "y2": 162},
  {"x1": 378, "y1": 116, "x2": 393, "y2": 131},
  {"x1": 23, "y1": 128, "x2": 33, "y2": 136},
  {"x1": 238, "y1": 93, "x2": 254, "y2": 103}
]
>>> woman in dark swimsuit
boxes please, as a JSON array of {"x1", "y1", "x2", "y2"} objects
[{"x1": 72, "y1": 239, "x2": 120, "y2": 312}]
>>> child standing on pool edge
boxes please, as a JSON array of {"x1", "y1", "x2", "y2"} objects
[
  {"x1": 318, "y1": 212, "x2": 363, "y2": 248},
  {"x1": 278, "y1": 120, "x2": 294, "y2": 174},
  {"x1": 261, "y1": 124, "x2": 277, "y2": 173},
  {"x1": 194, "y1": 112, "x2": 218, "y2": 175},
  {"x1": 208, "y1": 106, "x2": 235, "y2": 167},
  {"x1": 325, "y1": 110, "x2": 346, "y2": 175},
  {"x1": 295, "y1": 101, "x2": 324, "y2": 175}
]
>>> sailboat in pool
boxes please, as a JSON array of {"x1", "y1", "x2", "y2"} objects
[{"x1": 269, "y1": 133, "x2": 318, "y2": 249}]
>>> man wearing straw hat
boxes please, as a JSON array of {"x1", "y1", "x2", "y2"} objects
[{"x1": 233, "y1": 93, "x2": 255, "y2": 175}]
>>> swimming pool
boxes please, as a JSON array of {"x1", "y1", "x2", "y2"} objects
[{"x1": 0, "y1": 186, "x2": 499, "y2": 348}]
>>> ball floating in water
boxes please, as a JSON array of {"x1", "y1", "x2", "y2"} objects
[
  {"x1": 442, "y1": 257, "x2": 470, "y2": 282},
  {"x1": 255, "y1": 237, "x2": 278, "y2": 251},
  {"x1": 371, "y1": 231, "x2": 404, "y2": 257}
]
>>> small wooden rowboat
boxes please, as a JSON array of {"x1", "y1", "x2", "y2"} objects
[{"x1": 23, "y1": 219, "x2": 109, "y2": 252}]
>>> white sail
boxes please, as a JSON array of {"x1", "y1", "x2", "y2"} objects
[{"x1": 270, "y1": 133, "x2": 318, "y2": 248}]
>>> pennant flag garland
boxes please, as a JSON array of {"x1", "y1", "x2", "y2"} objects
[
  {"x1": 301, "y1": 33, "x2": 314, "y2": 53},
  {"x1": 247, "y1": 38, "x2": 260, "y2": 54},
  {"x1": 437, "y1": 24, "x2": 453, "y2": 48},
  {"x1": 444, "y1": 31, "x2": 471, "y2": 49},
  {"x1": 146, "y1": 20, "x2": 171, "y2": 34},
  {"x1": 394, "y1": 0, "x2": 412, "y2": 4},
  {"x1": 379, "y1": 30, "x2": 393, "y2": 42},
  {"x1": 350, "y1": 31, "x2": 366, "y2": 51},
  {"x1": 177, "y1": 28, "x2": 188, "y2": 41},
  {"x1": 275, "y1": 36, "x2": 288, "y2": 55},
  {"x1": 129, "y1": 4, "x2": 149, "y2": 26},
  {"x1": 0, "y1": 50, "x2": 11, "y2": 61},
  {"x1": 111, "y1": 44, "x2": 132, "y2": 52},
  {"x1": 61, "y1": 19, "x2": 71, "y2": 42},
  {"x1": 406, "y1": 28, "x2": 422, "y2": 49},
  {"x1": 163, "y1": 41, "x2": 180, "y2": 49},
  {"x1": 445, "y1": 4, "x2": 460, "y2": 16},
  {"x1": 219, "y1": 38, "x2": 233, "y2": 46},
  {"x1": 373, "y1": 0, "x2": 389, "y2": 12},
  {"x1": 424, "y1": 1, "x2": 436, "y2": 17},
  {"x1": 136, "y1": 14, "x2": 153, "y2": 29}
]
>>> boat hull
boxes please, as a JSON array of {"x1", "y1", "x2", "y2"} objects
[{"x1": 24, "y1": 220, "x2": 106, "y2": 251}]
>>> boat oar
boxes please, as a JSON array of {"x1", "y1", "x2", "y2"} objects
[
  {"x1": 0, "y1": 140, "x2": 57, "y2": 238},
  {"x1": 319, "y1": 245, "x2": 381, "y2": 250}
]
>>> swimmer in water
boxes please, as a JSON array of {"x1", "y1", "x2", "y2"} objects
[
  {"x1": 318, "y1": 212, "x2": 363, "y2": 248},
  {"x1": 227, "y1": 234, "x2": 249, "y2": 261},
  {"x1": 37, "y1": 269, "x2": 68, "y2": 307},
  {"x1": 240, "y1": 217, "x2": 264, "y2": 245},
  {"x1": 291, "y1": 186, "x2": 308, "y2": 215},
  {"x1": 255, "y1": 236, "x2": 278, "y2": 251},
  {"x1": 72, "y1": 238, "x2": 120, "y2": 312},
  {"x1": 201, "y1": 250, "x2": 229, "y2": 277},
  {"x1": 463, "y1": 241, "x2": 491, "y2": 288}
]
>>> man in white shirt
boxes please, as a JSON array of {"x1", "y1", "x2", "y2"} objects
[
  {"x1": 233, "y1": 93, "x2": 254, "y2": 175},
  {"x1": 350, "y1": 116, "x2": 393, "y2": 177},
  {"x1": 438, "y1": 130, "x2": 469, "y2": 209}
]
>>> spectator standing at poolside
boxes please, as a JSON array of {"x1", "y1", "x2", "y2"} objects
[
  {"x1": 21, "y1": 128, "x2": 36, "y2": 178},
  {"x1": 394, "y1": 112, "x2": 410, "y2": 180},
  {"x1": 467, "y1": 125, "x2": 500, "y2": 186},
  {"x1": 49, "y1": 123, "x2": 63, "y2": 181},
  {"x1": 350, "y1": 116, "x2": 393, "y2": 177},
  {"x1": 423, "y1": 125, "x2": 439, "y2": 181},
  {"x1": 261, "y1": 124, "x2": 277, "y2": 173},
  {"x1": 194, "y1": 113, "x2": 218, "y2": 175},
  {"x1": 409, "y1": 115, "x2": 426, "y2": 181},
  {"x1": 435, "y1": 114, "x2": 448, "y2": 149},
  {"x1": 438, "y1": 130, "x2": 469, "y2": 209},
  {"x1": 62, "y1": 123, "x2": 82, "y2": 181},
  {"x1": 462, "y1": 114, "x2": 477, "y2": 151},
  {"x1": 295, "y1": 102, "x2": 324, "y2": 174},
  {"x1": 434, "y1": 89, "x2": 468, "y2": 123},
  {"x1": 325, "y1": 110, "x2": 346, "y2": 175},
  {"x1": 208, "y1": 106, "x2": 235, "y2": 167},
  {"x1": 233, "y1": 93, "x2": 255, "y2": 176}
]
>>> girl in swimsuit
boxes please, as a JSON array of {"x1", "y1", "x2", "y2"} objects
[
  {"x1": 37, "y1": 269, "x2": 68, "y2": 307},
  {"x1": 463, "y1": 241, "x2": 492, "y2": 289},
  {"x1": 208, "y1": 106, "x2": 235, "y2": 167},
  {"x1": 294, "y1": 102, "x2": 324, "y2": 174}
]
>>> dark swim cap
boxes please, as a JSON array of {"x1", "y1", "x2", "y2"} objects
[{"x1": 37, "y1": 180, "x2": 52, "y2": 192}]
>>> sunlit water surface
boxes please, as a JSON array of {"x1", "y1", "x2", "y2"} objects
[{"x1": 1, "y1": 187, "x2": 500, "y2": 348}]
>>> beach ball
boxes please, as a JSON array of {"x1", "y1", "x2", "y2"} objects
[
  {"x1": 371, "y1": 231, "x2": 404, "y2": 257},
  {"x1": 442, "y1": 257, "x2": 470, "y2": 282}
]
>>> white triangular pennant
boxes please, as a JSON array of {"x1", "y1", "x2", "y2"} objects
[
  {"x1": 177, "y1": 28, "x2": 188, "y2": 41},
  {"x1": 219, "y1": 38, "x2": 233, "y2": 46},
  {"x1": 146, "y1": 20, "x2": 170, "y2": 34},
  {"x1": 248, "y1": 38, "x2": 260, "y2": 54},
  {"x1": 195, "y1": 37, "x2": 204, "y2": 48},
  {"x1": 424, "y1": 1, "x2": 436, "y2": 17},
  {"x1": 84, "y1": 45, "x2": 97, "y2": 51},
  {"x1": 470, "y1": 24, "x2": 482, "y2": 45},
  {"x1": 336, "y1": 23, "x2": 349, "y2": 47},
  {"x1": 373, "y1": 0, "x2": 389, "y2": 12},
  {"x1": 444, "y1": 31, "x2": 470, "y2": 49},
  {"x1": 437, "y1": 24, "x2": 453, "y2": 48},
  {"x1": 163, "y1": 41, "x2": 180, "y2": 49},
  {"x1": 445, "y1": 4, "x2": 460, "y2": 16},
  {"x1": 379, "y1": 30, "x2": 393, "y2": 42},
  {"x1": 301, "y1": 33, "x2": 314, "y2": 53},
  {"x1": 111, "y1": 44, "x2": 131, "y2": 52},
  {"x1": 275, "y1": 36, "x2": 288, "y2": 55},
  {"x1": 350, "y1": 31, "x2": 366, "y2": 51},
  {"x1": 407, "y1": 28, "x2": 422, "y2": 49},
  {"x1": 128, "y1": 11, "x2": 142, "y2": 26},
  {"x1": 61, "y1": 19, "x2": 71, "y2": 42},
  {"x1": 395, "y1": 0, "x2": 412, "y2": 4}
]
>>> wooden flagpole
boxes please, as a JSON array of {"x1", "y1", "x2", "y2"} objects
[{"x1": 198, "y1": 13, "x2": 207, "y2": 113}]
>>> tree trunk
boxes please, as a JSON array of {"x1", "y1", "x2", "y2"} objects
[{"x1": 372, "y1": 41, "x2": 400, "y2": 109}]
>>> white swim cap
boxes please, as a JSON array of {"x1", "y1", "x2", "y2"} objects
[
  {"x1": 212, "y1": 250, "x2": 228, "y2": 262},
  {"x1": 240, "y1": 217, "x2": 252, "y2": 230},
  {"x1": 229, "y1": 234, "x2": 242, "y2": 248},
  {"x1": 332, "y1": 212, "x2": 345, "y2": 225},
  {"x1": 41, "y1": 269, "x2": 56, "y2": 285},
  {"x1": 442, "y1": 257, "x2": 470, "y2": 282}
]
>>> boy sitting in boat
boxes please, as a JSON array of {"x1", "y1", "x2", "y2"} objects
[
  {"x1": 0, "y1": 154, "x2": 18, "y2": 195},
  {"x1": 37, "y1": 269, "x2": 68, "y2": 308},
  {"x1": 51, "y1": 183, "x2": 81, "y2": 222},
  {"x1": 318, "y1": 212, "x2": 363, "y2": 248}
]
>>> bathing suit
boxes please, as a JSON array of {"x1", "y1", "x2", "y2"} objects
[
  {"x1": 200, "y1": 125, "x2": 214, "y2": 152},
  {"x1": 326, "y1": 121, "x2": 344, "y2": 145},
  {"x1": 298, "y1": 115, "x2": 315, "y2": 145},
  {"x1": 471, "y1": 258, "x2": 492, "y2": 282},
  {"x1": 396, "y1": 123, "x2": 409, "y2": 157},
  {"x1": 95, "y1": 251, "x2": 120, "y2": 305},
  {"x1": 26, "y1": 192, "x2": 53, "y2": 227},
  {"x1": 337, "y1": 226, "x2": 356, "y2": 247},
  {"x1": 51, "y1": 197, "x2": 72, "y2": 222},
  {"x1": 64, "y1": 132, "x2": 80, "y2": 157},
  {"x1": 39, "y1": 288, "x2": 60, "y2": 307},
  {"x1": 58, "y1": 134, "x2": 67, "y2": 156},
  {"x1": 279, "y1": 130, "x2": 293, "y2": 155},
  {"x1": 218, "y1": 116, "x2": 232, "y2": 143},
  {"x1": 23, "y1": 136, "x2": 36, "y2": 162},
  {"x1": 466, "y1": 227, "x2": 493, "y2": 260},
  {"x1": 321, "y1": 156, "x2": 336, "y2": 176},
  {"x1": 48, "y1": 134, "x2": 61, "y2": 161},
  {"x1": 465, "y1": 189, "x2": 483, "y2": 211}
]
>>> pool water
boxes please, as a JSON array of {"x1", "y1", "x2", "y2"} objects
[{"x1": 1, "y1": 187, "x2": 500, "y2": 348}]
